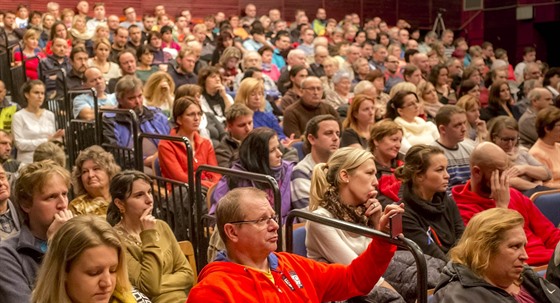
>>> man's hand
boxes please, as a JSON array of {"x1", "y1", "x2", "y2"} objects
[
  {"x1": 46, "y1": 209, "x2": 74, "y2": 240},
  {"x1": 490, "y1": 169, "x2": 510, "y2": 208}
]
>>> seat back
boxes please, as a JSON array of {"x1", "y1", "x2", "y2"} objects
[
  {"x1": 292, "y1": 223, "x2": 307, "y2": 257},
  {"x1": 178, "y1": 240, "x2": 198, "y2": 282},
  {"x1": 532, "y1": 191, "x2": 560, "y2": 227}
]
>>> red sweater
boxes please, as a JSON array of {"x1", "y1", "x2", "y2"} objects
[
  {"x1": 158, "y1": 129, "x2": 221, "y2": 188},
  {"x1": 187, "y1": 238, "x2": 396, "y2": 303},
  {"x1": 452, "y1": 181, "x2": 560, "y2": 266}
]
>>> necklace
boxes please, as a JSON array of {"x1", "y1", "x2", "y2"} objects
[{"x1": 115, "y1": 222, "x2": 142, "y2": 247}]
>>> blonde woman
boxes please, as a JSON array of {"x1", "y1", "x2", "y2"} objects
[
  {"x1": 69, "y1": 14, "x2": 92, "y2": 42},
  {"x1": 235, "y1": 77, "x2": 287, "y2": 141},
  {"x1": 456, "y1": 94, "x2": 488, "y2": 143},
  {"x1": 143, "y1": 72, "x2": 175, "y2": 117},
  {"x1": 88, "y1": 38, "x2": 121, "y2": 83},
  {"x1": 32, "y1": 216, "x2": 137, "y2": 303},
  {"x1": 417, "y1": 80, "x2": 443, "y2": 120}
]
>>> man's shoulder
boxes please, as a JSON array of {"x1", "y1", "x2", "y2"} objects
[{"x1": 293, "y1": 154, "x2": 315, "y2": 173}]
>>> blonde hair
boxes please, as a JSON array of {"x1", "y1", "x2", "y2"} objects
[
  {"x1": 449, "y1": 208, "x2": 524, "y2": 277},
  {"x1": 342, "y1": 94, "x2": 375, "y2": 131},
  {"x1": 416, "y1": 80, "x2": 435, "y2": 103},
  {"x1": 23, "y1": 28, "x2": 39, "y2": 43},
  {"x1": 144, "y1": 71, "x2": 175, "y2": 110},
  {"x1": 235, "y1": 77, "x2": 265, "y2": 111},
  {"x1": 389, "y1": 81, "x2": 417, "y2": 99},
  {"x1": 309, "y1": 147, "x2": 374, "y2": 211},
  {"x1": 32, "y1": 216, "x2": 131, "y2": 303}
]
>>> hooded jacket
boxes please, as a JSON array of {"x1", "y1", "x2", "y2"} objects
[
  {"x1": 452, "y1": 181, "x2": 560, "y2": 266},
  {"x1": 432, "y1": 262, "x2": 560, "y2": 302},
  {"x1": 187, "y1": 238, "x2": 396, "y2": 303}
]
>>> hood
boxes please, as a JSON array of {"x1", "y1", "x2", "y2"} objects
[
  {"x1": 451, "y1": 181, "x2": 496, "y2": 210},
  {"x1": 402, "y1": 182, "x2": 447, "y2": 217}
]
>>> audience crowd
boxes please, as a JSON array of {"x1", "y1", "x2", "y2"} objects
[{"x1": 2, "y1": 2, "x2": 560, "y2": 302}]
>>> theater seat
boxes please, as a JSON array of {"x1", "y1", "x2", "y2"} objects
[
  {"x1": 531, "y1": 189, "x2": 560, "y2": 227},
  {"x1": 293, "y1": 224, "x2": 307, "y2": 257}
]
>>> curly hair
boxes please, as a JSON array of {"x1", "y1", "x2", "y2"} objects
[{"x1": 71, "y1": 145, "x2": 121, "y2": 196}]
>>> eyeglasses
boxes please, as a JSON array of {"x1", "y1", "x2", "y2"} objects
[
  {"x1": 229, "y1": 214, "x2": 279, "y2": 228},
  {"x1": 497, "y1": 136, "x2": 519, "y2": 143},
  {"x1": 402, "y1": 101, "x2": 420, "y2": 109}
]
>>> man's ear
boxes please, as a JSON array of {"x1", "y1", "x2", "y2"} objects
[
  {"x1": 223, "y1": 223, "x2": 239, "y2": 243},
  {"x1": 307, "y1": 133, "x2": 315, "y2": 145},
  {"x1": 438, "y1": 124, "x2": 446, "y2": 136},
  {"x1": 471, "y1": 165, "x2": 482, "y2": 179}
]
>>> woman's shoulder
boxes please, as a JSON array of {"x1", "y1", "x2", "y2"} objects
[{"x1": 310, "y1": 206, "x2": 335, "y2": 218}]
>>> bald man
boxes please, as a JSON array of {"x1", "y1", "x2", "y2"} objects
[
  {"x1": 519, "y1": 88, "x2": 553, "y2": 148},
  {"x1": 452, "y1": 142, "x2": 560, "y2": 266}
]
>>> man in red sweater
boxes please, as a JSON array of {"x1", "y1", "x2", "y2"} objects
[
  {"x1": 187, "y1": 187, "x2": 401, "y2": 303},
  {"x1": 452, "y1": 142, "x2": 560, "y2": 266}
]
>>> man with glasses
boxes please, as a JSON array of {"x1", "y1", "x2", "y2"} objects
[
  {"x1": 452, "y1": 142, "x2": 560, "y2": 266},
  {"x1": 283, "y1": 77, "x2": 339, "y2": 139},
  {"x1": 120, "y1": 6, "x2": 142, "y2": 30},
  {"x1": 519, "y1": 88, "x2": 553, "y2": 148},
  {"x1": 384, "y1": 55, "x2": 403, "y2": 93},
  {"x1": 431, "y1": 105, "x2": 474, "y2": 192},
  {"x1": 187, "y1": 187, "x2": 399, "y2": 302}
]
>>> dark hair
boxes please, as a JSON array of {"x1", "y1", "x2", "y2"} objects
[
  {"x1": 216, "y1": 30, "x2": 234, "y2": 51},
  {"x1": 172, "y1": 96, "x2": 201, "y2": 126},
  {"x1": 385, "y1": 90, "x2": 419, "y2": 120},
  {"x1": 70, "y1": 46, "x2": 88, "y2": 61},
  {"x1": 523, "y1": 46, "x2": 536, "y2": 55},
  {"x1": 21, "y1": 79, "x2": 45, "y2": 100},
  {"x1": 544, "y1": 67, "x2": 560, "y2": 87},
  {"x1": 49, "y1": 21, "x2": 66, "y2": 41},
  {"x1": 197, "y1": 66, "x2": 221, "y2": 92},
  {"x1": 402, "y1": 64, "x2": 419, "y2": 80},
  {"x1": 304, "y1": 115, "x2": 339, "y2": 152},
  {"x1": 536, "y1": 106, "x2": 560, "y2": 139},
  {"x1": 238, "y1": 128, "x2": 277, "y2": 179},
  {"x1": 488, "y1": 80, "x2": 509, "y2": 107},
  {"x1": 288, "y1": 64, "x2": 307, "y2": 88},
  {"x1": 136, "y1": 44, "x2": 152, "y2": 59},
  {"x1": 258, "y1": 45, "x2": 274, "y2": 56},
  {"x1": 160, "y1": 25, "x2": 173, "y2": 34},
  {"x1": 434, "y1": 105, "x2": 466, "y2": 128},
  {"x1": 404, "y1": 49, "x2": 419, "y2": 63},
  {"x1": 107, "y1": 170, "x2": 152, "y2": 226},
  {"x1": 428, "y1": 63, "x2": 448, "y2": 86},
  {"x1": 458, "y1": 79, "x2": 478, "y2": 98},
  {"x1": 394, "y1": 144, "x2": 444, "y2": 185}
]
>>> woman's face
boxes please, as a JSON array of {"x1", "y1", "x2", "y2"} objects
[
  {"x1": 119, "y1": 179, "x2": 153, "y2": 221},
  {"x1": 355, "y1": 32, "x2": 366, "y2": 44},
  {"x1": 139, "y1": 51, "x2": 154, "y2": 66},
  {"x1": 374, "y1": 131, "x2": 403, "y2": 161},
  {"x1": 230, "y1": 17, "x2": 239, "y2": 28},
  {"x1": 25, "y1": 35, "x2": 39, "y2": 50},
  {"x1": 66, "y1": 245, "x2": 118, "y2": 303},
  {"x1": 222, "y1": 37, "x2": 233, "y2": 48},
  {"x1": 469, "y1": 70, "x2": 481, "y2": 84},
  {"x1": 397, "y1": 94, "x2": 420, "y2": 122},
  {"x1": 391, "y1": 46, "x2": 401, "y2": 58},
  {"x1": 74, "y1": 17, "x2": 85, "y2": 30},
  {"x1": 43, "y1": 15, "x2": 55, "y2": 29},
  {"x1": 95, "y1": 43, "x2": 110, "y2": 60},
  {"x1": 422, "y1": 83, "x2": 438, "y2": 103},
  {"x1": 177, "y1": 104, "x2": 202, "y2": 134},
  {"x1": 25, "y1": 84, "x2": 45, "y2": 108},
  {"x1": 468, "y1": 85, "x2": 481, "y2": 100},
  {"x1": 355, "y1": 99, "x2": 376, "y2": 126},
  {"x1": 437, "y1": 68, "x2": 449, "y2": 86},
  {"x1": 268, "y1": 136, "x2": 283, "y2": 168},
  {"x1": 415, "y1": 153, "x2": 449, "y2": 194},
  {"x1": 31, "y1": 14, "x2": 42, "y2": 26},
  {"x1": 494, "y1": 128, "x2": 518, "y2": 154},
  {"x1": 97, "y1": 27, "x2": 109, "y2": 39},
  {"x1": 261, "y1": 50, "x2": 272, "y2": 64},
  {"x1": 499, "y1": 83, "x2": 511, "y2": 101},
  {"x1": 81, "y1": 160, "x2": 110, "y2": 197},
  {"x1": 205, "y1": 73, "x2": 221, "y2": 92},
  {"x1": 247, "y1": 88, "x2": 264, "y2": 110},
  {"x1": 162, "y1": 31, "x2": 173, "y2": 43},
  {"x1": 291, "y1": 69, "x2": 308, "y2": 87},
  {"x1": 323, "y1": 62, "x2": 337, "y2": 77},
  {"x1": 334, "y1": 77, "x2": 351, "y2": 95},
  {"x1": 380, "y1": 35, "x2": 390, "y2": 47},
  {"x1": 485, "y1": 225, "x2": 528, "y2": 287},
  {"x1": 408, "y1": 69, "x2": 422, "y2": 86},
  {"x1": 343, "y1": 158, "x2": 378, "y2": 206},
  {"x1": 465, "y1": 103, "x2": 480, "y2": 125},
  {"x1": 55, "y1": 24, "x2": 67, "y2": 39},
  {"x1": 372, "y1": 77, "x2": 384, "y2": 91},
  {"x1": 150, "y1": 35, "x2": 162, "y2": 48},
  {"x1": 226, "y1": 57, "x2": 239, "y2": 69}
]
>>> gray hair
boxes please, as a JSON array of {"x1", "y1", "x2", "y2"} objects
[{"x1": 332, "y1": 71, "x2": 352, "y2": 84}]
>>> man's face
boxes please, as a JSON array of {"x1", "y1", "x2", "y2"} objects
[
  {"x1": 245, "y1": 5, "x2": 257, "y2": 18},
  {"x1": 477, "y1": 156, "x2": 508, "y2": 196},
  {"x1": 448, "y1": 59, "x2": 463, "y2": 77},
  {"x1": 407, "y1": 39, "x2": 418, "y2": 50},
  {"x1": 373, "y1": 47, "x2": 387, "y2": 62},
  {"x1": 288, "y1": 53, "x2": 306, "y2": 67},
  {"x1": 179, "y1": 54, "x2": 196, "y2": 74},
  {"x1": 346, "y1": 47, "x2": 361, "y2": 63},
  {"x1": 362, "y1": 44, "x2": 373, "y2": 58},
  {"x1": 93, "y1": 5, "x2": 105, "y2": 20},
  {"x1": 175, "y1": 17, "x2": 187, "y2": 29},
  {"x1": 309, "y1": 120, "x2": 340, "y2": 157},
  {"x1": 52, "y1": 38, "x2": 68, "y2": 57},
  {"x1": 181, "y1": 10, "x2": 192, "y2": 22},
  {"x1": 483, "y1": 46, "x2": 494, "y2": 59},
  {"x1": 118, "y1": 88, "x2": 143, "y2": 111},
  {"x1": 143, "y1": 17, "x2": 155, "y2": 31},
  {"x1": 275, "y1": 35, "x2": 291, "y2": 51},
  {"x1": 119, "y1": 53, "x2": 137, "y2": 75},
  {"x1": 524, "y1": 51, "x2": 536, "y2": 63},
  {"x1": 314, "y1": 49, "x2": 328, "y2": 65},
  {"x1": 442, "y1": 32, "x2": 454, "y2": 45},
  {"x1": 385, "y1": 55, "x2": 399, "y2": 73},
  {"x1": 108, "y1": 16, "x2": 120, "y2": 30},
  {"x1": 228, "y1": 115, "x2": 254, "y2": 141},
  {"x1": 414, "y1": 54, "x2": 430, "y2": 73},
  {"x1": 269, "y1": 9, "x2": 280, "y2": 22},
  {"x1": 124, "y1": 7, "x2": 136, "y2": 22},
  {"x1": 301, "y1": 78, "x2": 324, "y2": 107},
  {"x1": 4, "y1": 13, "x2": 15, "y2": 28},
  {"x1": 71, "y1": 51, "x2": 89, "y2": 74},
  {"x1": 129, "y1": 27, "x2": 142, "y2": 43},
  {"x1": 85, "y1": 68, "x2": 106, "y2": 93},
  {"x1": 114, "y1": 29, "x2": 129, "y2": 48},
  {"x1": 0, "y1": 82, "x2": 6, "y2": 101},
  {"x1": 77, "y1": 1, "x2": 89, "y2": 14},
  {"x1": 534, "y1": 90, "x2": 553, "y2": 111},
  {"x1": 442, "y1": 113, "x2": 467, "y2": 145},
  {"x1": 526, "y1": 65, "x2": 542, "y2": 80},
  {"x1": 154, "y1": 6, "x2": 165, "y2": 17},
  {"x1": 398, "y1": 29, "x2": 409, "y2": 45},
  {"x1": 0, "y1": 166, "x2": 10, "y2": 202},
  {"x1": 0, "y1": 133, "x2": 13, "y2": 161},
  {"x1": 316, "y1": 9, "x2": 326, "y2": 20},
  {"x1": 301, "y1": 29, "x2": 314, "y2": 44}
]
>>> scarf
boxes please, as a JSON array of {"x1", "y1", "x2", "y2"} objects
[{"x1": 320, "y1": 186, "x2": 372, "y2": 227}]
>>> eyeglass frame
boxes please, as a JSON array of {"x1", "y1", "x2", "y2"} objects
[{"x1": 229, "y1": 214, "x2": 280, "y2": 227}]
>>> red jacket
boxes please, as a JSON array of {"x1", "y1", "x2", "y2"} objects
[
  {"x1": 187, "y1": 238, "x2": 396, "y2": 303},
  {"x1": 158, "y1": 129, "x2": 221, "y2": 188},
  {"x1": 452, "y1": 180, "x2": 560, "y2": 266}
]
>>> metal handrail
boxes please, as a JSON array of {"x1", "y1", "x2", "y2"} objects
[
  {"x1": 97, "y1": 108, "x2": 140, "y2": 169},
  {"x1": 285, "y1": 209, "x2": 428, "y2": 303}
]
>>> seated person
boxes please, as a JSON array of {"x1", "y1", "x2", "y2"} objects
[
  {"x1": 107, "y1": 170, "x2": 194, "y2": 301},
  {"x1": 0, "y1": 130, "x2": 22, "y2": 174},
  {"x1": 489, "y1": 116, "x2": 552, "y2": 196},
  {"x1": 215, "y1": 104, "x2": 254, "y2": 168},
  {"x1": 211, "y1": 128, "x2": 295, "y2": 222},
  {"x1": 33, "y1": 141, "x2": 66, "y2": 167},
  {"x1": 433, "y1": 208, "x2": 560, "y2": 302},
  {"x1": 39, "y1": 37, "x2": 72, "y2": 98},
  {"x1": 283, "y1": 76, "x2": 339, "y2": 139},
  {"x1": 324, "y1": 71, "x2": 353, "y2": 110},
  {"x1": 198, "y1": 66, "x2": 234, "y2": 124},
  {"x1": 158, "y1": 96, "x2": 221, "y2": 189},
  {"x1": 291, "y1": 115, "x2": 340, "y2": 210},
  {"x1": 73, "y1": 66, "x2": 118, "y2": 120},
  {"x1": 70, "y1": 145, "x2": 121, "y2": 217},
  {"x1": 306, "y1": 147, "x2": 405, "y2": 302},
  {"x1": 340, "y1": 94, "x2": 376, "y2": 149},
  {"x1": 395, "y1": 145, "x2": 464, "y2": 261},
  {"x1": 386, "y1": 91, "x2": 439, "y2": 155},
  {"x1": 32, "y1": 216, "x2": 140, "y2": 302},
  {"x1": 519, "y1": 87, "x2": 554, "y2": 148},
  {"x1": 452, "y1": 142, "x2": 560, "y2": 265},
  {"x1": 233, "y1": 51, "x2": 278, "y2": 93},
  {"x1": 0, "y1": 80, "x2": 21, "y2": 132},
  {"x1": 0, "y1": 161, "x2": 73, "y2": 301},
  {"x1": 187, "y1": 187, "x2": 400, "y2": 302},
  {"x1": 102, "y1": 75, "x2": 170, "y2": 169},
  {"x1": 0, "y1": 165, "x2": 20, "y2": 242},
  {"x1": 529, "y1": 106, "x2": 560, "y2": 188},
  {"x1": 168, "y1": 48, "x2": 198, "y2": 88}
]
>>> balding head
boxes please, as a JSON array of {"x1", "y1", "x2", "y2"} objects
[
  {"x1": 528, "y1": 87, "x2": 553, "y2": 111},
  {"x1": 470, "y1": 142, "x2": 510, "y2": 197}
]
